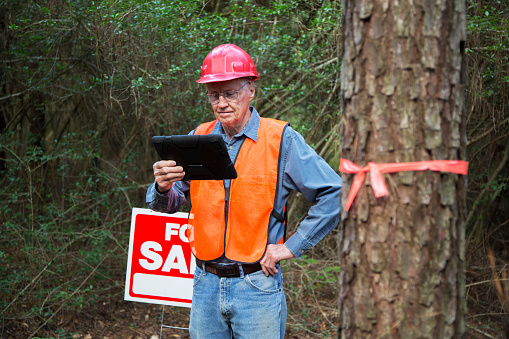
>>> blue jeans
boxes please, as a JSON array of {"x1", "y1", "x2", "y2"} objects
[{"x1": 189, "y1": 265, "x2": 287, "y2": 339}]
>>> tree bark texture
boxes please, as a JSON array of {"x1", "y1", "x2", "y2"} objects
[{"x1": 338, "y1": 0, "x2": 467, "y2": 338}]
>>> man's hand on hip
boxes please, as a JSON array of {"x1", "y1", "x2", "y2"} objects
[{"x1": 260, "y1": 244, "x2": 295, "y2": 276}]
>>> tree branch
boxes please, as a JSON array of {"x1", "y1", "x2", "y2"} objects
[
  {"x1": 467, "y1": 116, "x2": 509, "y2": 146},
  {"x1": 466, "y1": 141, "x2": 509, "y2": 227}
]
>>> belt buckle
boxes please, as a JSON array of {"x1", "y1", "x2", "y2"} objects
[{"x1": 216, "y1": 265, "x2": 238, "y2": 277}]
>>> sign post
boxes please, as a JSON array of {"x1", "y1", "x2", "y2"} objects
[{"x1": 125, "y1": 208, "x2": 195, "y2": 308}]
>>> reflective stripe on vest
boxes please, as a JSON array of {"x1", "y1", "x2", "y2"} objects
[{"x1": 188, "y1": 118, "x2": 288, "y2": 263}]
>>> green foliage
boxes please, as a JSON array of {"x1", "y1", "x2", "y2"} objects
[
  {"x1": 467, "y1": 2, "x2": 509, "y2": 95},
  {"x1": 283, "y1": 253, "x2": 339, "y2": 337},
  {"x1": 2, "y1": 0, "x2": 342, "y2": 134},
  {"x1": 295, "y1": 255, "x2": 340, "y2": 289},
  {"x1": 465, "y1": 0, "x2": 509, "y2": 243},
  {"x1": 1, "y1": 0, "x2": 342, "y2": 335},
  {"x1": 0, "y1": 129, "x2": 139, "y2": 318}
]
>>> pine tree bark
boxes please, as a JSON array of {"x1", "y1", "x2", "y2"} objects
[{"x1": 338, "y1": 0, "x2": 467, "y2": 338}]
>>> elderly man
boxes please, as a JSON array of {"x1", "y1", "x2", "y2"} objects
[{"x1": 146, "y1": 44, "x2": 342, "y2": 339}]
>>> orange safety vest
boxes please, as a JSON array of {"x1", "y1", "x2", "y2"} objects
[{"x1": 187, "y1": 117, "x2": 288, "y2": 263}]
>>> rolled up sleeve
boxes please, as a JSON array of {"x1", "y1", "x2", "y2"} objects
[{"x1": 146, "y1": 180, "x2": 189, "y2": 213}]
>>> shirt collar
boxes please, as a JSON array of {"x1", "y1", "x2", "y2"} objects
[{"x1": 216, "y1": 106, "x2": 260, "y2": 142}]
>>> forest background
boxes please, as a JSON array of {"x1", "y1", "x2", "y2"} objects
[{"x1": 0, "y1": 0, "x2": 508, "y2": 338}]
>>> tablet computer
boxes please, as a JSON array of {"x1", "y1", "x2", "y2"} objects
[{"x1": 152, "y1": 135, "x2": 237, "y2": 181}]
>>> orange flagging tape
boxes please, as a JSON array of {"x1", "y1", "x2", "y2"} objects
[{"x1": 339, "y1": 159, "x2": 469, "y2": 211}]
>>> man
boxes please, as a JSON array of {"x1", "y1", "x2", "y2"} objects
[{"x1": 146, "y1": 43, "x2": 342, "y2": 338}]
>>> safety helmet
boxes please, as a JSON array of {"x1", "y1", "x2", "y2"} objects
[{"x1": 197, "y1": 44, "x2": 259, "y2": 83}]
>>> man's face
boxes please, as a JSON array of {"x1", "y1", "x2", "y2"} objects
[{"x1": 205, "y1": 78, "x2": 255, "y2": 136}]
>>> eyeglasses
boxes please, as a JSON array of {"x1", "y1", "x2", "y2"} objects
[{"x1": 205, "y1": 82, "x2": 250, "y2": 104}]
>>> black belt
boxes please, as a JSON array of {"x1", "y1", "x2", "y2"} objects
[{"x1": 196, "y1": 258, "x2": 262, "y2": 277}]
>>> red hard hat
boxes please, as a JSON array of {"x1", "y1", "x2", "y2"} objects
[{"x1": 197, "y1": 44, "x2": 259, "y2": 83}]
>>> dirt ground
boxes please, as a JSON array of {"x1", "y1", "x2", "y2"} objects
[
  {"x1": 2, "y1": 256, "x2": 508, "y2": 339},
  {"x1": 1, "y1": 294, "x2": 332, "y2": 339},
  {"x1": 2, "y1": 288, "x2": 507, "y2": 339}
]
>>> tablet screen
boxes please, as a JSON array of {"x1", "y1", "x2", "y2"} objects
[{"x1": 152, "y1": 135, "x2": 237, "y2": 181}]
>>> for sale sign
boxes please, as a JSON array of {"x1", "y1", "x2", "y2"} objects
[{"x1": 124, "y1": 208, "x2": 195, "y2": 308}]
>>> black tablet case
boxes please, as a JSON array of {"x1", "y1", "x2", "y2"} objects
[{"x1": 152, "y1": 135, "x2": 237, "y2": 181}]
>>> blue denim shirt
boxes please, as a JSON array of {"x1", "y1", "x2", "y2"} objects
[{"x1": 146, "y1": 107, "x2": 342, "y2": 262}]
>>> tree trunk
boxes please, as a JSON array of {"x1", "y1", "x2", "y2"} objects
[{"x1": 338, "y1": 0, "x2": 468, "y2": 338}]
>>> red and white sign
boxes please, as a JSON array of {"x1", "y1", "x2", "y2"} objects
[{"x1": 125, "y1": 208, "x2": 195, "y2": 308}]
